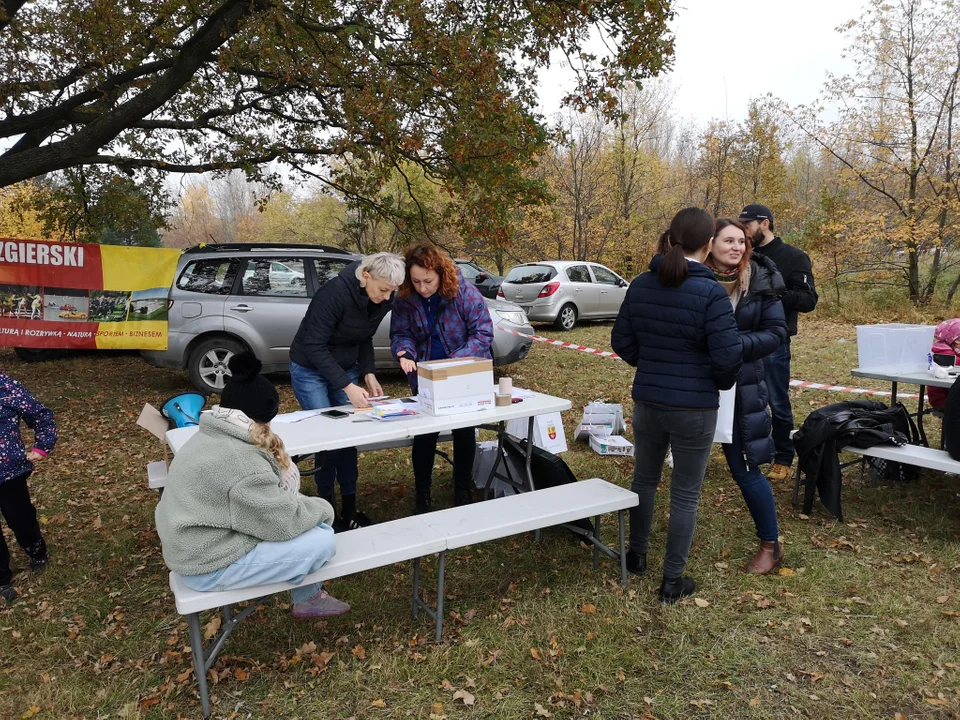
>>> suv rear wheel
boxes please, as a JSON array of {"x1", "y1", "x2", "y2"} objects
[{"x1": 188, "y1": 336, "x2": 247, "y2": 394}]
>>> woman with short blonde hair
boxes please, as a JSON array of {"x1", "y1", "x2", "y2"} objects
[{"x1": 289, "y1": 251, "x2": 404, "y2": 530}]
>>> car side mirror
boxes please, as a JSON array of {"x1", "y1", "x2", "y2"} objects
[
  {"x1": 475, "y1": 273, "x2": 487, "y2": 283},
  {"x1": 618, "y1": 278, "x2": 628, "y2": 287}
]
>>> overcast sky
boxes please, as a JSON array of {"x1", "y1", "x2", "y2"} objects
[{"x1": 536, "y1": 0, "x2": 866, "y2": 126}]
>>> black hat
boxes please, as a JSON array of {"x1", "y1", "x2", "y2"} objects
[
  {"x1": 220, "y1": 352, "x2": 279, "y2": 423},
  {"x1": 738, "y1": 204, "x2": 774, "y2": 224}
]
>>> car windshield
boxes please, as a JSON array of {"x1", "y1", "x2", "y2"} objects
[{"x1": 505, "y1": 265, "x2": 556, "y2": 284}]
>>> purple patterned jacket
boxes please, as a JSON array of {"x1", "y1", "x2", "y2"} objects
[
  {"x1": 390, "y1": 269, "x2": 494, "y2": 363},
  {"x1": 0, "y1": 372, "x2": 56, "y2": 485}
]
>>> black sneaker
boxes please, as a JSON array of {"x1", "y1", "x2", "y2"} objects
[
  {"x1": 453, "y1": 486, "x2": 473, "y2": 507},
  {"x1": 414, "y1": 492, "x2": 432, "y2": 515},
  {"x1": 29, "y1": 556, "x2": 49, "y2": 573},
  {"x1": 659, "y1": 575, "x2": 696, "y2": 605},
  {"x1": 0, "y1": 583, "x2": 17, "y2": 602},
  {"x1": 625, "y1": 550, "x2": 646, "y2": 576}
]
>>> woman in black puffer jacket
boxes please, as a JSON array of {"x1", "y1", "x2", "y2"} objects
[{"x1": 706, "y1": 218, "x2": 787, "y2": 574}]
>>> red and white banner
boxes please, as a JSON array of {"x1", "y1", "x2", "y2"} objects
[{"x1": 503, "y1": 328, "x2": 920, "y2": 399}]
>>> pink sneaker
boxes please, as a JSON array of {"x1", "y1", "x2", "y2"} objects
[{"x1": 291, "y1": 590, "x2": 350, "y2": 619}]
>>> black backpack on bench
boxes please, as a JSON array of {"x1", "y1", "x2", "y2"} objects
[
  {"x1": 846, "y1": 403, "x2": 921, "y2": 483},
  {"x1": 500, "y1": 434, "x2": 594, "y2": 536}
]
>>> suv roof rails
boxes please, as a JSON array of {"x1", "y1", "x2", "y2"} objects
[{"x1": 183, "y1": 242, "x2": 351, "y2": 255}]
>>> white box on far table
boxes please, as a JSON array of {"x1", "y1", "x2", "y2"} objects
[
  {"x1": 589, "y1": 433, "x2": 634, "y2": 456},
  {"x1": 856, "y1": 323, "x2": 935, "y2": 373},
  {"x1": 418, "y1": 357, "x2": 495, "y2": 416}
]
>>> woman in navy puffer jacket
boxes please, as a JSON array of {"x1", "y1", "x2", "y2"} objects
[
  {"x1": 611, "y1": 207, "x2": 742, "y2": 604},
  {"x1": 706, "y1": 219, "x2": 787, "y2": 574}
]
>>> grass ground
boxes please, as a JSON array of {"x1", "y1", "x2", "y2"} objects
[{"x1": 0, "y1": 316, "x2": 958, "y2": 719}]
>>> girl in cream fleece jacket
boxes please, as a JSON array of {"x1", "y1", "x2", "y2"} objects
[{"x1": 155, "y1": 353, "x2": 350, "y2": 619}]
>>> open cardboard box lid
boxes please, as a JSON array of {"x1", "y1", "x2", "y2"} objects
[{"x1": 137, "y1": 403, "x2": 169, "y2": 441}]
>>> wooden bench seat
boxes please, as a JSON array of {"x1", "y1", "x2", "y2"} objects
[{"x1": 169, "y1": 478, "x2": 637, "y2": 718}]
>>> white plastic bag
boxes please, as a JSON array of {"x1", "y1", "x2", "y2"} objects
[{"x1": 713, "y1": 386, "x2": 736, "y2": 444}]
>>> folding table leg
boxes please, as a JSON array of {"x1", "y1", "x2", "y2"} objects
[
  {"x1": 523, "y1": 416, "x2": 542, "y2": 542},
  {"x1": 435, "y1": 552, "x2": 446, "y2": 643},
  {"x1": 412, "y1": 557, "x2": 421, "y2": 619},
  {"x1": 411, "y1": 554, "x2": 445, "y2": 642},
  {"x1": 916, "y1": 385, "x2": 929, "y2": 447},
  {"x1": 618, "y1": 510, "x2": 627, "y2": 587},
  {"x1": 186, "y1": 613, "x2": 211, "y2": 719},
  {"x1": 593, "y1": 514, "x2": 601, "y2": 569}
]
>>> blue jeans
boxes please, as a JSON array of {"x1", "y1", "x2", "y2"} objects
[
  {"x1": 182, "y1": 523, "x2": 337, "y2": 604},
  {"x1": 630, "y1": 403, "x2": 717, "y2": 579},
  {"x1": 289, "y1": 361, "x2": 360, "y2": 497},
  {"x1": 721, "y1": 422, "x2": 779, "y2": 542},
  {"x1": 762, "y1": 338, "x2": 795, "y2": 465}
]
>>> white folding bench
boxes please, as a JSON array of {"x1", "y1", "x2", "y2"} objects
[
  {"x1": 169, "y1": 478, "x2": 637, "y2": 718},
  {"x1": 792, "y1": 438, "x2": 960, "y2": 507},
  {"x1": 841, "y1": 443, "x2": 960, "y2": 473}
]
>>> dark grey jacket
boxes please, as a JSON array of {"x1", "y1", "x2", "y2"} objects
[{"x1": 289, "y1": 262, "x2": 392, "y2": 389}]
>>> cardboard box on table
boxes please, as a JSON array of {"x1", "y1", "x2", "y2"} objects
[{"x1": 417, "y1": 357, "x2": 495, "y2": 416}]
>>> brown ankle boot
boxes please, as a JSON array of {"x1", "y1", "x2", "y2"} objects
[{"x1": 746, "y1": 541, "x2": 782, "y2": 575}]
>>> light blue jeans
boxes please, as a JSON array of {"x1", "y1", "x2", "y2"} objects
[{"x1": 181, "y1": 523, "x2": 336, "y2": 604}]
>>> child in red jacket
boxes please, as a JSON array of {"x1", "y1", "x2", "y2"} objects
[
  {"x1": 0, "y1": 371, "x2": 57, "y2": 602},
  {"x1": 928, "y1": 319, "x2": 960, "y2": 409}
]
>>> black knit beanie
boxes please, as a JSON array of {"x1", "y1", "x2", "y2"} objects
[{"x1": 220, "y1": 352, "x2": 279, "y2": 423}]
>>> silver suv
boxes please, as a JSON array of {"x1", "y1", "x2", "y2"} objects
[
  {"x1": 497, "y1": 260, "x2": 628, "y2": 330},
  {"x1": 142, "y1": 244, "x2": 535, "y2": 394}
]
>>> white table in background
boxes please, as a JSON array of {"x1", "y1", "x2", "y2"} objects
[{"x1": 850, "y1": 368, "x2": 956, "y2": 446}]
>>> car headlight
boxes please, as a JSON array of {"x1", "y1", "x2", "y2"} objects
[{"x1": 496, "y1": 310, "x2": 528, "y2": 325}]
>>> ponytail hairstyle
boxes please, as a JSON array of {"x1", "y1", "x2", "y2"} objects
[
  {"x1": 656, "y1": 207, "x2": 716, "y2": 288},
  {"x1": 250, "y1": 421, "x2": 291, "y2": 469}
]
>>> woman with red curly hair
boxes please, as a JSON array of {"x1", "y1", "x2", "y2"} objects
[{"x1": 390, "y1": 242, "x2": 494, "y2": 513}]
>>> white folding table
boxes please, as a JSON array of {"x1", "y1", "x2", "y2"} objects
[
  {"x1": 850, "y1": 368, "x2": 956, "y2": 446},
  {"x1": 166, "y1": 387, "x2": 573, "y2": 494}
]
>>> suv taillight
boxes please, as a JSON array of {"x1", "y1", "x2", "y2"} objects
[
  {"x1": 538, "y1": 281, "x2": 560, "y2": 298},
  {"x1": 497, "y1": 286, "x2": 505, "y2": 298}
]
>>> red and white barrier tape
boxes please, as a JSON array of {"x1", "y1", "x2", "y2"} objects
[{"x1": 505, "y1": 328, "x2": 921, "y2": 399}]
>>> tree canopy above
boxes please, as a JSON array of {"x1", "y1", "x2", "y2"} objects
[{"x1": 0, "y1": 0, "x2": 674, "y2": 224}]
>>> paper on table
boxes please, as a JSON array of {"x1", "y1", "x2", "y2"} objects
[
  {"x1": 511, "y1": 388, "x2": 536, "y2": 399},
  {"x1": 272, "y1": 409, "x2": 325, "y2": 424},
  {"x1": 373, "y1": 398, "x2": 421, "y2": 412}
]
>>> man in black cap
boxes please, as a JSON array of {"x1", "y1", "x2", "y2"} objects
[{"x1": 738, "y1": 204, "x2": 818, "y2": 482}]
